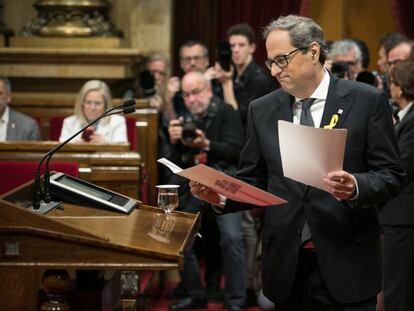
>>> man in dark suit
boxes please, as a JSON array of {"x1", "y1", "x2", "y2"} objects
[
  {"x1": 190, "y1": 15, "x2": 405, "y2": 310},
  {"x1": 0, "y1": 77, "x2": 40, "y2": 141},
  {"x1": 380, "y1": 60, "x2": 414, "y2": 311}
]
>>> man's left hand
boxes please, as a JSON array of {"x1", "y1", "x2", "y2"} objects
[{"x1": 323, "y1": 170, "x2": 357, "y2": 200}]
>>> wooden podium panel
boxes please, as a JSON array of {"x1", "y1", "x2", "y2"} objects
[
  {"x1": 0, "y1": 181, "x2": 200, "y2": 310},
  {"x1": 0, "y1": 141, "x2": 141, "y2": 199}
]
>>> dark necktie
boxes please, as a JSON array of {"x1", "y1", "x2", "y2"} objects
[
  {"x1": 300, "y1": 98, "x2": 315, "y2": 127},
  {"x1": 299, "y1": 98, "x2": 315, "y2": 243}
]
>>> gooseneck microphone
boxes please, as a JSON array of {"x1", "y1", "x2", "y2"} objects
[{"x1": 31, "y1": 98, "x2": 136, "y2": 213}]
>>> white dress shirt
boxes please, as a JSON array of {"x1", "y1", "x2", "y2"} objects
[
  {"x1": 292, "y1": 69, "x2": 330, "y2": 127},
  {"x1": 0, "y1": 106, "x2": 9, "y2": 141},
  {"x1": 397, "y1": 101, "x2": 413, "y2": 122}
]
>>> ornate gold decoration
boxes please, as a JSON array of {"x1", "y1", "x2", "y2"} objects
[{"x1": 20, "y1": 0, "x2": 122, "y2": 37}]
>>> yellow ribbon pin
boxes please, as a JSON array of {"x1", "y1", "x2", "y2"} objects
[{"x1": 324, "y1": 114, "x2": 339, "y2": 129}]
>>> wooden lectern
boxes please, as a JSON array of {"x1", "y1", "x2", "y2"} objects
[{"x1": 0, "y1": 179, "x2": 200, "y2": 311}]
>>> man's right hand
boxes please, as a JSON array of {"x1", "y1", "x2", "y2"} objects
[
  {"x1": 213, "y1": 62, "x2": 233, "y2": 84},
  {"x1": 189, "y1": 181, "x2": 223, "y2": 206},
  {"x1": 168, "y1": 119, "x2": 183, "y2": 144},
  {"x1": 166, "y1": 76, "x2": 180, "y2": 98}
]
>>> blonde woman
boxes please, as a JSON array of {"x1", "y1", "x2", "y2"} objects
[{"x1": 59, "y1": 80, "x2": 127, "y2": 143}]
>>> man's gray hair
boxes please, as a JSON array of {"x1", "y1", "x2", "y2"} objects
[
  {"x1": 147, "y1": 52, "x2": 169, "y2": 66},
  {"x1": 329, "y1": 39, "x2": 362, "y2": 63},
  {"x1": 263, "y1": 15, "x2": 328, "y2": 64},
  {"x1": 0, "y1": 76, "x2": 11, "y2": 93}
]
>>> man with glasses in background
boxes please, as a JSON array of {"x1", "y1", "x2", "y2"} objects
[
  {"x1": 166, "y1": 71, "x2": 245, "y2": 311},
  {"x1": 387, "y1": 40, "x2": 414, "y2": 70},
  {"x1": 329, "y1": 39, "x2": 363, "y2": 80},
  {"x1": 385, "y1": 40, "x2": 414, "y2": 123},
  {"x1": 190, "y1": 15, "x2": 405, "y2": 310},
  {"x1": 164, "y1": 40, "x2": 210, "y2": 120}
]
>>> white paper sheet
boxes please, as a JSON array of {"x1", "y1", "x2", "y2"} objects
[
  {"x1": 158, "y1": 158, "x2": 286, "y2": 206},
  {"x1": 278, "y1": 120, "x2": 347, "y2": 191}
]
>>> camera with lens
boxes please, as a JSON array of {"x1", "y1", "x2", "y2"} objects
[
  {"x1": 217, "y1": 41, "x2": 232, "y2": 71},
  {"x1": 180, "y1": 113, "x2": 200, "y2": 145},
  {"x1": 139, "y1": 69, "x2": 156, "y2": 98}
]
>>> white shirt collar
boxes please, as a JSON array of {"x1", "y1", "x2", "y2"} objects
[
  {"x1": 0, "y1": 106, "x2": 9, "y2": 124},
  {"x1": 0, "y1": 106, "x2": 9, "y2": 141},
  {"x1": 397, "y1": 101, "x2": 413, "y2": 122},
  {"x1": 295, "y1": 69, "x2": 330, "y2": 103}
]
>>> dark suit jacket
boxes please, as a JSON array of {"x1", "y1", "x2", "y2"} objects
[
  {"x1": 224, "y1": 76, "x2": 405, "y2": 303},
  {"x1": 381, "y1": 104, "x2": 414, "y2": 225},
  {"x1": 6, "y1": 108, "x2": 40, "y2": 141}
]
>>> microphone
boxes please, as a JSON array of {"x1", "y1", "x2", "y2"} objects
[{"x1": 31, "y1": 98, "x2": 136, "y2": 214}]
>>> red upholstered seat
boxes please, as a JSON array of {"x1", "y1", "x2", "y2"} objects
[
  {"x1": 0, "y1": 161, "x2": 79, "y2": 195},
  {"x1": 126, "y1": 117, "x2": 137, "y2": 151},
  {"x1": 49, "y1": 116, "x2": 65, "y2": 141}
]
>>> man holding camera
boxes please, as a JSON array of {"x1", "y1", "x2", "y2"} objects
[
  {"x1": 167, "y1": 71, "x2": 245, "y2": 311},
  {"x1": 212, "y1": 23, "x2": 275, "y2": 134}
]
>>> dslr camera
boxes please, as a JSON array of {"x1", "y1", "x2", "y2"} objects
[
  {"x1": 217, "y1": 41, "x2": 232, "y2": 71},
  {"x1": 139, "y1": 70, "x2": 156, "y2": 98},
  {"x1": 180, "y1": 113, "x2": 200, "y2": 145}
]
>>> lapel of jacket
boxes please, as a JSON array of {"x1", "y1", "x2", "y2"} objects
[
  {"x1": 395, "y1": 103, "x2": 414, "y2": 136},
  {"x1": 320, "y1": 76, "x2": 351, "y2": 129},
  {"x1": 273, "y1": 90, "x2": 294, "y2": 123},
  {"x1": 6, "y1": 108, "x2": 17, "y2": 141}
]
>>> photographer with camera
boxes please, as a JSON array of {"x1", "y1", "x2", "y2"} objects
[
  {"x1": 166, "y1": 71, "x2": 245, "y2": 311},
  {"x1": 124, "y1": 52, "x2": 170, "y2": 113},
  {"x1": 210, "y1": 23, "x2": 275, "y2": 137}
]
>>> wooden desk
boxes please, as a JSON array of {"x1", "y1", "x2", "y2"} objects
[
  {"x1": 0, "y1": 141, "x2": 141, "y2": 199},
  {"x1": 0, "y1": 181, "x2": 200, "y2": 311}
]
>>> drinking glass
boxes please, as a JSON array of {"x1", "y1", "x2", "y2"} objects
[{"x1": 156, "y1": 184, "x2": 179, "y2": 214}]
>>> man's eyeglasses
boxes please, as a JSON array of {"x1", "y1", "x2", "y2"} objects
[
  {"x1": 182, "y1": 85, "x2": 208, "y2": 99},
  {"x1": 387, "y1": 59, "x2": 401, "y2": 67},
  {"x1": 265, "y1": 47, "x2": 307, "y2": 70},
  {"x1": 180, "y1": 55, "x2": 206, "y2": 64}
]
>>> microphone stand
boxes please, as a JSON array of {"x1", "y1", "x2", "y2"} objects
[{"x1": 30, "y1": 99, "x2": 136, "y2": 214}]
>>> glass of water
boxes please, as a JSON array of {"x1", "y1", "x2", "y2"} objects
[{"x1": 156, "y1": 185, "x2": 179, "y2": 214}]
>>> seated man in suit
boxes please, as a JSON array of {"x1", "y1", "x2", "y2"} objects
[{"x1": 0, "y1": 76, "x2": 40, "y2": 141}]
